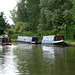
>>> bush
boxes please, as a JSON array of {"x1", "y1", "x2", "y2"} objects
[
  {"x1": 11, "y1": 33, "x2": 20, "y2": 39},
  {"x1": 22, "y1": 31, "x2": 34, "y2": 36},
  {"x1": 4, "y1": 29, "x2": 15, "y2": 36}
]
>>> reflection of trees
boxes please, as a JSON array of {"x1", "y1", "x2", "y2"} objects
[
  {"x1": 16, "y1": 44, "x2": 66, "y2": 75},
  {"x1": 14, "y1": 43, "x2": 75, "y2": 75},
  {"x1": 28, "y1": 45, "x2": 44, "y2": 75},
  {"x1": 15, "y1": 44, "x2": 44, "y2": 75},
  {"x1": 14, "y1": 44, "x2": 30, "y2": 75},
  {"x1": 53, "y1": 47, "x2": 75, "y2": 75},
  {"x1": 54, "y1": 47, "x2": 66, "y2": 75},
  {"x1": 63, "y1": 47, "x2": 75, "y2": 75}
]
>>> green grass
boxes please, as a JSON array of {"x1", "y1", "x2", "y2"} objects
[
  {"x1": 11, "y1": 39, "x2": 17, "y2": 42},
  {"x1": 66, "y1": 40, "x2": 75, "y2": 45}
]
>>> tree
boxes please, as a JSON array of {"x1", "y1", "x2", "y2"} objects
[
  {"x1": 27, "y1": 0, "x2": 40, "y2": 31},
  {"x1": 72, "y1": 0, "x2": 75, "y2": 21},
  {"x1": 17, "y1": 0, "x2": 28, "y2": 22},
  {"x1": 10, "y1": 0, "x2": 74, "y2": 34},
  {"x1": 0, "y1": 12, "x2": 9, "y2": 35},
  {"x1": 10, "y1": 0, "x2": 28, "y2": 24},
  {"x1": 15, "y1": 22, "x2": 29, "y2": 33},
  {"x1": 10, "y1": 9, "x2": 18, "y2": 24},
  {"x1": 39, "y1": 0, "x2": 73, "y2": 32}
]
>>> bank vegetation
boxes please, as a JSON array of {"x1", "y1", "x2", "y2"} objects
[{"x1": 0, "y1": 0, "x2": 75, "y2": 43}]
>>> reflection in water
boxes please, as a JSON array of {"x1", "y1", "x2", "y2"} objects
[
  {"x1": 42, "y1": 45, "x2": 66, "y2": 75},
  {"x1": 0, "y1": 43, "x2": 75, "y2": 75},
  {"x1": 17, "y1": 42, "x2": 34, "y2": 50},
  {"x1": 15, "y1": 44, "x2": 67, "y2": 75},
  {"x1": 0, "y1": 45, "x2": 18, "y2": 75},
  {"x1": 42, "y1": 45, "x2": 65, "y2": 63},
  {"x1": 15, "y1": 43, "x2": 42, "y2": 75},
  {"x1": 42, "y1": 46, "x2": 55, "y2": 66},
  {"x1": 42, "y1": 46, "x2": 55, "y2": 59}
]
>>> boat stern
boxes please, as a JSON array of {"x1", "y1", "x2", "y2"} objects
[{"x1": 2, "y1": 43, "x2": 12, "y2": 46}]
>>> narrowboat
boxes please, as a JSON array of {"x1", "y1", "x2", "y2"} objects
[
  {"x1": 17, "y1": 36, "x2": 41, "y2": 44},
  {"x1": 0, "y1": 36, "x2": 12, "y2": 46},
  {"x1": 42, "y1": 34, "x2": 68, "y2": 46}
]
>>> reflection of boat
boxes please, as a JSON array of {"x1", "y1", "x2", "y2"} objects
[
  {"x1": 42, "y1": 46, "x2": 55, "y2": 64},
  {"x1": 42, "y1": 34, "x2": 68, "y2": 46},
  {"x1": 42, "y1": 45, "x2": 65, "y2": 60},
  {"x1": 0, "y1": 36, "x2": 12, "y2": 46},
  {"x1": 17, "y1": 43, "x2": 33, "y2": 50},
  {"x1": 17, "y1": 36, "x2": 41, "y2": 44}
]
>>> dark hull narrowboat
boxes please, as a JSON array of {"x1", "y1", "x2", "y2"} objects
[
  {"x1": 2, "y1": 37, "x2": 12, "y2": 46},
  {"x1": 42, "y1": 34, "x2": 68, "y2": 46},
  {"x1": 31, "y1": 37, "x2": 41, "y2": 44}
]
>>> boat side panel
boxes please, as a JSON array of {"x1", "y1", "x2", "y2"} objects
[
  {"x1": 42, "y1": 41, "x2": 56, "y2": 44},
  {"x1": 17, "y1": 36, "x2": 32, "y2": 43}
]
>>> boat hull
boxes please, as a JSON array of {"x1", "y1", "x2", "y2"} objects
[
  {"x1": 31, "y1": 42, "x2": 41, "y2": 44},
  {"x1": 2, "y1": 43, "x2": 12, "y2": 46},
  {"x1": 42, "y1": 41, "x2": 68, "y2": 46},
  {"x1": 53, "y1": 42, "x2": 68, "y2": 46}
]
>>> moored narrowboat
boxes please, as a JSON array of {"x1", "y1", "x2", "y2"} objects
[
  {"x1": 42, "y1": 34, "x2": 68, "y2": 46},
  {"x1": 17, "y1": 36, "x2": 41, "y2": 44}
]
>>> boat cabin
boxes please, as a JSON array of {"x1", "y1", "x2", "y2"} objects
[
  {"x1": 17, "y1": 36, "x2": 40, "y2": 44},
  {"x1": 32, "y1": 37, "x2": 38, "y2": 42},
  {"x1": 54, "y1": 35, "x2": 65, "y2": 41},
  {"x1": 42, "y1": 35, "x2": 65, "y2": 44}
]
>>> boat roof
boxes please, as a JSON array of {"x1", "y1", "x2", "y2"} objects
[
  {"x1": 43, "y1": 34, "x2": 64, "y2": 37},
  {"x1": 43, "y1": 35, "x2": 55, "y2": 37},
  {"x1": 18, "y1": 36, "x2": 32, "y2": 37}
]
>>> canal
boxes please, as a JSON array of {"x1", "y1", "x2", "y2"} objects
[{"x1": 0, "y1": 42, "x2": 75, "y2": 75}]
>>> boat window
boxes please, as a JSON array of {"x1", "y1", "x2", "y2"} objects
[{"x1": 54, "y1": 36, "x2": 64, "y2": 41}]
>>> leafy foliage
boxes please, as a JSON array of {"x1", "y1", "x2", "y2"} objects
[
  {"x1": 27, "y1": 0, "x2": 40, "y2": 31},
  {"x1": 0, "y1": 12, "x2": 9, "y2": 35},
  {"x1": 10, "y1": 0, "x2": 28, "y2": 24},
  {"x1": 10, "y1": 9, "x2": 18, "y2": 24},
  {"x1": 10, "y1": 0, "x2": 75, "y2": 40},
  {"x1": 39, "y1": 0, "x2": 73, "y2": 32},
  {"x1": 15, "y1": 22, "x2": 29, "y2": 33}
]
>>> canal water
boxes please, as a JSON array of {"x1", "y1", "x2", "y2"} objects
[{"x1": 0, "y1": 42, "x2": 75, "y2": 75}]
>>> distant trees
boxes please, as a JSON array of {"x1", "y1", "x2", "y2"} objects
[
  {"x1": 10, "y1": 0, "x2": 74, "y2": 31},
  {"x1": 10, "y1": 0, "x2": 40, "y2": 32},
  {"x1": 10, "y1": 0, "x2": 75, "y2": 40},
  {"x1": 10, "y1": 0, "x2": 28, "y2": 24},
  {"x1": 0, "y1": 12, "x2": 9, "y2": 35},
  {"x1": 38, "y1": 0, "x2": 73, "y2": 31},
  {"x1": 27, "y1": 0, "x2": 40, "y2": 31}
]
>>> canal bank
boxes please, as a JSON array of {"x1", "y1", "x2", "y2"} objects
[{"x1": 66, "y1": 40, "x2": 75, "y2": 47}]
